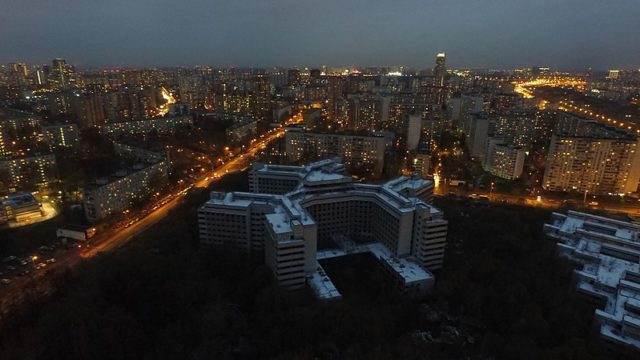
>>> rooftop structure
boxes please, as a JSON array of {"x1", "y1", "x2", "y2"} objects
[{"x1": 545, "y1": 211, "x2": 640, "y2": 352}]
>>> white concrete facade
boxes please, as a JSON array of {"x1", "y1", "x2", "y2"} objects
[
  {"x1": 545, "y1": 211, "x2": 640, "y2": 352},
  {"x1": 198, "y1": 159, "x2": 447, "y2": 296}
]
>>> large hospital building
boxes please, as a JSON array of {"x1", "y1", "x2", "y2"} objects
[{"x1": 198, "y1": 159, "x2": 447, "y2": 299}]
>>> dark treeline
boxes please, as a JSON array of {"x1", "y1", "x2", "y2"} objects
[{"x1": 0, "y1": 175, "x2": 625, "y2": 359}]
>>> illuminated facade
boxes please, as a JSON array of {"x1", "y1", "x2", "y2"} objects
[
  {"x1": 543, "y1": 113, "x2": 640, "y2": 195},
  {"x1": 433, "y1": 53, "x2": 446, "y2": 87},
  {"x1": 0, "y1": 154, "x2": 58, "y2": 193},
  {"x1": 103, "y1": 115, "x2": 193, "y2": 136},
  {"x1": 491, "y1": 110, "x2": 536, "y2": 149},
  {"x1": 0, "y1": 192, "x2": 42, "y2": 223},
  {"x1": 284, "y1": 127, "x2": 392, "y2": 176},
  {"x1": 483, "y1": 138, "x2": 525, "y2": 180},
  {"x1": 0, "y1": 109, "x2": 43, "y2": 156},
  {"x1": 43, "y1": 123, "x2": 79, "y2": 151}
]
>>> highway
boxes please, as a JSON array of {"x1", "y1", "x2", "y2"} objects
[{"x1": 0, "y1": 113, "x2": 302, "y2": 320}]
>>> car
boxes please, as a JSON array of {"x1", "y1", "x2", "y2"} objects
[
  {"x1": 2, "y1": 256, "x2": 16, "y2": 263},
  {"x1": 46, "y1": 258, "x2": 56, "y2": 264},
  {"x1": 1, "y1": 278, "x2": 10, "y2": 285}
]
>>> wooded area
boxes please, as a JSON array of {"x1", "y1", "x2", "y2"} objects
[{"x1": 0, "y1": 174, "x2": 623, "y2": 359}]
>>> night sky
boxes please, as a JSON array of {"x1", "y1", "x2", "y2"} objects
[{"x1": 1, "y1": 0, "x2": 638, "y2": 69}]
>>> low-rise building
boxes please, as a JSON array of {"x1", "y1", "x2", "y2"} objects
[
  {"x1": 226, "y1": 116, "x2": 258, "y2": 142},
  {"x1": 0, "y1": 192, "x2": 41, "y2": 223}
]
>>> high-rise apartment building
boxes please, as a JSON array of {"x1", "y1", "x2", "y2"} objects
[
  {"x1": 406, "y1": 114, "x2": 422, "y2": 150},
  {"x1": 433, "y1": 53, "x2": 447, "y2": 104},
  {"x1": 49, "y1": 58, "x2": 78, "y2": 88},
  {"x1": 483, "y1": 138, "x2": 525, "y2": 180},
  {"x1": 463, "y1": 112, "x2": 490, "y2": 161},
  {"x1": 0, "y1": 154, "x2": 58, "y2": 193},
  {"x1": 284, "y1": 127, "x2": 392, "y2": 176},
  {"x1": 542, "y1": 113, "x2": 640, "y2": 195}
]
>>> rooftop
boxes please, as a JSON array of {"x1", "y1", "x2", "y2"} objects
[{"x1": 547, "y1": 210, "x2": 640, "y2": 351}]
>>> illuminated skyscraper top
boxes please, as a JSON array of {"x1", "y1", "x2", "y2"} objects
[{"x1": 434, "y1": 52, "x2": 446, "y2": 87}]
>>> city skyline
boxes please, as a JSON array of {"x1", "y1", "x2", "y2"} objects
[{"x1": 2, "y1": 0, "x2": 640, "y2": 70}]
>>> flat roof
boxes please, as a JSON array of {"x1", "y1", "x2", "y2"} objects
[
  {"x1": 366, "y1": 243, "x2": 433, "y2": 284},
  {"x1": 307, "y1": 262, "x2": 342, "y2": 301}
]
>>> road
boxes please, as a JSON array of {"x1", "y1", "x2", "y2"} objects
[
  {"x1": 0, "y1": 113, "x2": 302, "y2": 320},
  {"x1": 437, "y1": 183, "x2": 640, "y2": 217}
]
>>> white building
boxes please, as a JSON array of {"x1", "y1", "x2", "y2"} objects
[
  {"x1": 483, "y1": 138, "x2": 525, "y2": 180},
  {"x1": 198, "y1": 160, "x2": 447, "y2": 297},
  {"x1": 249, "y1": 159, "x2": 346, "y2": 194},
  {"x1": 545, "y1": 211, "x2": 640, "y2": 353}
]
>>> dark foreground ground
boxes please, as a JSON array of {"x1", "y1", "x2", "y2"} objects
[{"x1": 0, "y1": 173, "x2": 625, "y2": 359}]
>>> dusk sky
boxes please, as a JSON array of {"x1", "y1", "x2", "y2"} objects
[{"x1": 1, "y1": 0, "x2": 638, "y2": 69}]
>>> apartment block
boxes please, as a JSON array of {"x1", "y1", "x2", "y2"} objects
[
  {"x1": 543, "y1": 113, "x2": 640, "y2": 195},
  {"x1": 284, "y1": 127, "x2": 392, "y2": 176},
  {"x1": 198, "y1": 160, "x2": 447, "y2": 298}
]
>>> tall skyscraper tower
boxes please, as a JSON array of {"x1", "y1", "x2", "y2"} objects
[
  {"x1": 434, "y1": 53, "x2": 446, "y2": 87},
  {"x1": 434, "y1": 53, "x2": 447, "y2": 105}
]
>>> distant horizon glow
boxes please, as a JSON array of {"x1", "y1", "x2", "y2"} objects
[{"x1": 1, "y1": 0, "x2": 639, "y2": 70}]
